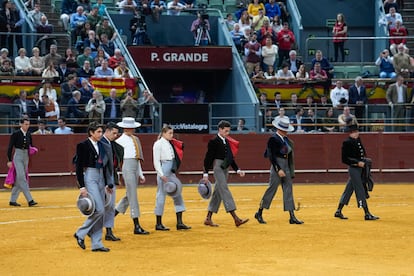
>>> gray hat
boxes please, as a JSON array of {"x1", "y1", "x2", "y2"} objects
[
  {"x1": 164, "y1": 179, "x2": 181, "y2": 197},
  {"x1": 198, "y1": 179, "x2": 212, "y2": 199},
  {"x1": 77, "y1": 194, "x2": 95, "y2": 217},
  {"x1": 117, "y1": 117, "x2": 141, "y2": 128},
  {"x1": 272, "y1": 117, "x2": 294, "y2": 132}
]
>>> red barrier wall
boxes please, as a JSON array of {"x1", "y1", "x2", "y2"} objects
[{"x1": 1, "y1": 133, "x2": 413, "y2": 188}]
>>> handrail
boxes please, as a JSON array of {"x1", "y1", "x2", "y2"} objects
[{"x1": 15, "y1": 0, "x2": 36, "y2": 33}]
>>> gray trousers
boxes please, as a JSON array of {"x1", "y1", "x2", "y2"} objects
[
  {"x1": 104, "y1": 185, "x2": 116, "y2": 228},
  {"x1": 208, "y1": 159, "x2": 236, "y2": 213},
  {"x1": 10, "y1": 148, "x2": 33, "y2": 203},
  {"x1": 154, "y1": 160, "x2": 186, "y2": 216},
  {"x1": 339, "y1": 166, "x2": 367, "y2": 208},
  {"x1": 75, "y1": 168, "x2": 105, "y2": 250},
  {"x1": 260, "y1": 158, "x2": 295, "y2": 211},
  {"x1": 116, "y1": 159, "x2": 141, "y2": 218},
  {"x1": 393, "y1": 105, "x2": 406, "y2": 131}
]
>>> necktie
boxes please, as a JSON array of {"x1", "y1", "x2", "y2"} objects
[
  {"x1": 132, "y1": 136, "x2": 140, "y2": 159},
  {"x1": 110, "y1": 99, "x2": 116, "y2": 118}
]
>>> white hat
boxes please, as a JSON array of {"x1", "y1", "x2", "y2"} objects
[
  {"x1": 164, "y1": 179, "x2": 181, "y2": 197},
  {"x1": 116, "y1": 117, "x2": 141, "y2": 128},
  {"x1": 198, "y1": 179, "x2": 212, "y2": 199},
  {"x1": 272, "y1": 117, "x2": 294, "y2": 132},
  {"x1": 77, "y1": 194, "x2": 95, "y2": 217}
]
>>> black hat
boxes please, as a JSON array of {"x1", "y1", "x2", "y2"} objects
[{"x1": 345, "y1": 124, "x2": 359, "y2": 132}]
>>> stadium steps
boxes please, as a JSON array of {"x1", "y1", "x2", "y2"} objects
[{"x1": 399, "y1": 0, "x2": 414, "y2": 51}]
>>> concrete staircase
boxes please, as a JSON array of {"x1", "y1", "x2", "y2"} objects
[{"x1": 399, "y1": 0, "x2": 414, "y2": 50}]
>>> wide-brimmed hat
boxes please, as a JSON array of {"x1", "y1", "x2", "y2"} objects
[
  {"x1": 77, "y1": 194, "x2": 95, "y2": 217},
  {"x1": 117, "y1": 117, "x2": 141, "y2": 128},
  {"x1": 272, "y1": 117, "x2": 294, "y2": 132},
  {"x1": 104, "y1": 190, "x2": 112, "y2": 207},
  {"x1": 198, "y1": 179, "x2": 212, "y2": 199},
  {"x1": 164, "y1": 179, "x2": 181, "y2": 197}
]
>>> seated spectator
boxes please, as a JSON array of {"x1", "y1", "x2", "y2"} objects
[
  {"x1": 118, "y1": 0, "x2": 137, "y2": 15},
  {"x1": 257, "y1": 18, "x2": 276, "y2": 46},
  {"x1": 230, "y1": 23, "x2": 244, "y2": 53},
  {"x1": 85, "y1": 90, "x2": 105, "y2": 123},
  {"x1": 28, "y1": 91, "x2": 45, "y2": 124},
  {"x1": 39, "y1": 79, "x2": 58, "y2": 103},
  {"x1": 303, "y1": 108, "x2": 318, "y2": 132},
  {"x1": 384, "y1": 0, "x2": 399, "y2": 13},
  {"x1": 114, "y1": 60, "x2": 133, "y2": 78},
  {"x1": 311, "y1": 50, "x2": 334, "y2": 79},
  {"x1": 232, "y1": 118, "x2": 249, "y2": 131},
  {"x1": 264, "y1": 65, "x2": 277, "y2": 80},
  {"x1": 42, "y1": 61, "x2": 59, "y2": 79},
  {"x1": 99, "y1": 33, "x2": 115, "y2": 58},
  {"x1": 240, "y1": 27, "x2": 252, "y2": 51},
  {"x1": 238, "y1": 10, "x2": 251, "y2": 33},
  {"x1": 384, "y1": 7, "x2": 403, "y2": 29},
  {"x1": 309, "y1": 62, "x2": 330, "y2": 94},
  {"x1": 285, "y1": 50, "x2": 303, "y2": 76},
  {"x1": 35, "y1": 15, "x2": 55, "y2": 56},
  {"x1": 32, "y1": 120, "x2": 52, "y2": 135},
  {"x1": 42, "y1": 94, "x2": 60, "y2": 123},
  {"x1": 182, "y1": 0, "x2": 195, "y2": 9},
  {"x1": 57, "y1": 60, "x2": 72, "y2": 83},
  {"x1": 290, "y1": 106, "x2": 305, "y2": 133},
  {"x1": 60, "y1": 74, "x2": 78, "y2": 105},
  {"x1": 225, "y1": 13, "x2": 236, "y2": 31},
  {"x1": 87, "y1": 5, "x2": 101, "y2": 30},
  {"x1": 393, "y1": 43, "x2": 411, "y2": 78},
  {"x1": 94, "y1": 59, "x2": 114, "y2": 78},
  {"x1": 120, "y1": 89, "x2": 138, "y2": 118},
  {"x1": 94, "y1": 48, "x2": 109, "y2": 68},
  {"x1": 77, "y1": 60, "x2": 95, "y2": 78},
  {"x1": 70, "y1": 6, "x2": 88, "y2": 44},
  {"x1": 319, "y1": 94, "x2": 331, "y2": 107},
  {"x1": 375, "y1": 49, "x2": 396, "y2": 78},
  {"x1": 28, "y1": 2, "x2": 45, "y2": 27},
  {"x1": 244, "y1": 33, "x2": 262, "y2": 75},
  {"x1": 15, "y1": 48, "x2": 32, "y2": 76},
  {"x1": 96, "y1": 17, "x2": 116, "y2": 41},
  {"x1": 77, "y1": 47, "x2": 95, "y2": 69},
  {"x1": 78, "y1": 0, "x2": 91, "y2": 13},
  {"x1": 44, "y1": 44, "x2": 62, "y2": 70},
  {"x1": 54, "y1": 117, "x2": 73, "y2": 134},
  {"x1": 167, "y1": 0, "x2": 185, "y2": 16},
  {"x1": 321, "y1": 107, "x2": 338, "y2": 132},
  {"x1": 79, "y1": 78, "x2": 94, "y2": 103},
  {"x1": 271, "y1": 15, "x2": 283, "y2": 34},
  {"x1": 265, "y1": 0, "x2": 281, "y2": 19},
  {"x1": 251, "y1": 64, "x2": 265, "y2": 79},
  {"x1": 0, "y1": 59, "x2": 14, "y2": 76},
  {"x1": 276, "y1": 63, "x2": 295, "y2": 84},
  {"x1": 304, "y1": 95, "x2": 315, "y2": 109},
  {"x1": 66, "y1": 90, "x2": 86, "y2": 124},
  {"x1": 94, "y1": 0, "x2": 107, "y2": 16},
  {"x1": 330, "y1": 80, "x2": 349, "y2": 108},
  {"x1": 274, "y1": 107, "x2": 289, "y2": 121},
  {"x1": 389, "y1": 20, "x2": 407, "y2": 55},
  {"x1": 272, "y1": 91, "x2": 283, "y2": 108},
  {"x1": 252, "y1": 8, "x2": 270, "y2": 32},
  {"x1": 83, "y1": 30, "x2": 100, "y2": 57},
  {"x1": 30, "y1": 47, "x2": 45, "y2": 76},
  {"x1": 60, "y1": 0, "x2": 78, "y2": 31},
  {"x1": 338, "y1": 106, "x2": 358, "y2": 132},
  {"x1": 0, "y1": 48, "x2": 11, "y2": 66},
  {"x1": 151, "y1": 0, "x2": 166, "y2": 22},
  {"x1": 104, "y1": 88, "x2": 121, "y2": 122},
  {"x1": 296, "y1": 64, "x2": 309, "y2": 81},
  {"x1": 248, "y1": 0, "x2": 265, "y2": 18},
  {"x1": 287, "y1": 92, "x2": 299, "y2": 110},
  {"x1": 108, "y1": 49, "x2": 125, "y2": 69},
  {"x1": 64, "y1": 48, "x2": 79, "y2": 72}
]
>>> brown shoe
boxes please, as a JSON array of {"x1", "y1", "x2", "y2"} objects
[
  {"x1": 235, "y1": 218, "x2": 249, "y2": 227},
  {"x1": 204, "y1": 218, "x2": 219, "y2": 227}
]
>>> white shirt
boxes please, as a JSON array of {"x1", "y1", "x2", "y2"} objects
[
  {"x1": 397, "y1": 84, "x2": 404, "y2": 103},
  {"x1": 89, "y1": 138, "x2": 99, "y2": 154},
  {"x1": 330, "y1": 87, "x2": 349, "y2": 107},
  {"x1": 116, "y1": 133, "x2": 144, "y2": 177},
  {"x1": 153, "y1": 137, "x2": 175, "y2": 177},
  {"x1": 54, "y1": 126, "x2": 73, "y2": 134},
  {"x1": 14, "y1": 56, "x2": 32, "y2": 71}
]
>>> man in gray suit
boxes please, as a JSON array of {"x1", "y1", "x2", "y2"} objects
[{"x1": 386, "y1": 75, "x2": 408, "y2": 131}]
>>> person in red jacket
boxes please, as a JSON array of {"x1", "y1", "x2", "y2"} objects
[
  {"x1": 276, "y1": 22, "x2": 295, "y2": 68},
  {"x1": 389, "y1": 20, "x2": 407, "y2": 55},
  {"x1": 332, "y1": 13, "x2": 348, "y2": 62}
]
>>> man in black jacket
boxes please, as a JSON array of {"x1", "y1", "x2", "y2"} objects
[{"x1": 334, "y1": 123, "x2": 379, "y2": 221}]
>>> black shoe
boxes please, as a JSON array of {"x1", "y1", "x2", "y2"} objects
[
  {"x1": 28, "y1": 200, "x2": 38, "y2": 207},
  {"x1": 289, "y1": 217, "x2": 304, "y2": 224},
  {"x1": 155, "y1": 224, "x2": 170, "y2": 231},
  {"x1": 254, "y1": 212, "x2": 266, "y2": 224},
  {"x1": 92, "y1": 247, "x2": 110, "y2": 252},
  {"x1": 105, "y1": 233, "x2": 121, "y2": 241},
  {"x1": 334, "y1": 211, "x2": 348, "y2": 220},
  {"x1": 74, "y1": 233, "x2": 85, "y2": 250},
  {"x1": 134, "y1": 226, "x2": 150, "y2": 235},
  {"x1": 365, "y1": 213, "x2": 379, "y2": 221},
  {"x1": 176, "y1": 223, "x2": 191, "y2": 230},
  {"x1": 9, "y1": 202, "x2": 21, "y2": 207}
]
